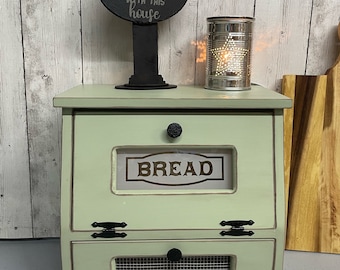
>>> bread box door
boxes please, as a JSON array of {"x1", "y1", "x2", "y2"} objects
[{"x1": 72, "y1": 111, "x2": 276, "y2": 234}]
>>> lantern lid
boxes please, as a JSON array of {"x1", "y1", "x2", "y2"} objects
[{"x1": 207, "y1": 16, "x2": 254, "y2": 22}]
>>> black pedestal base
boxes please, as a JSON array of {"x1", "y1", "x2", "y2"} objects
[
  {"x1": 115, "y1": 84, "x2": 177, "y2": 90},
  {"x1": 115, "y1": 73, "x2": 177, "y2": 90}
]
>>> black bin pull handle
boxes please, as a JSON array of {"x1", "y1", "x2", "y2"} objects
[
  {"x1": 91, "y1": 231, "x2": 127, "y2": 239},
  {"x1": 220, "y1": 220, "x2": 254, "y2": 227},
  {"x1": 91, "y1": 222, "x2": 127, "y2": 230},
  {"x1": 220, "y1": 230, "x2": 254, "y2": 237}
]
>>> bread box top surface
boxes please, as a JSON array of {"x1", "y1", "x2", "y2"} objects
[{"x1": 53, "y1": 84, "x2": 291, "y2": 109}]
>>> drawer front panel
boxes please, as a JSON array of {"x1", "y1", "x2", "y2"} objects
[
  {"x1": 72, "y1": 112, "x2": 275, "y2": 231},
  {"x1": 72, "y1": 240, "x2": 275, "y2": 270}
]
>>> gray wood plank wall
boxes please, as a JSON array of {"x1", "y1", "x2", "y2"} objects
[{"x1": 0, "y1": 0, "x2": 339, "y2": 238}]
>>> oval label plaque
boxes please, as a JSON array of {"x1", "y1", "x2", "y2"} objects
[
  {"x1": 114, "y1": 147, "x2": 235, "y2": 191},
  {"x1": 101, "y1": 0, "x2": 188, "y2": 24},
  {"x1": 126, "y1": 152, "x2": 224, "y2": 186}
]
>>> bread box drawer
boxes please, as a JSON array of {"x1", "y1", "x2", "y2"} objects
[
  {"x1": 71, "y1": 111, "x2": 276, "y2": 233},
  {"x1": 71, "y1": 239, "x2": 275, "y2": 270}
]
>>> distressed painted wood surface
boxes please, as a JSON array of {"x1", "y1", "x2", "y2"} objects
[
  {"x1": 81, "y1": 0, "x2": 133, "y2": 84},
  {"x1": 0, "y1": 0, "x2": 32, "y2": 238},
  {"x1": 252, "y1": 0, "x2": 313, "y2": 91},
  {"x1": 159, "y1": 0, "x2": 199, "y2": 85},
  {"x1": 20, "y1": 0, "x2": 82, "y2": 237},
  {"x1": 306, "y1": 0, "x2": 340, "y2": 75},
  {"x1": 0, "y1": 0, "x2": 339, "y2": 238}
]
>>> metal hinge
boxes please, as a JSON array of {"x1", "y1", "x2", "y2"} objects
[
  {"x1": 220, "y1": 220, "x2": 254, "y2": 236},
  {"x1": 91, "y1": 222, "x2": 127, "y2": 239}
]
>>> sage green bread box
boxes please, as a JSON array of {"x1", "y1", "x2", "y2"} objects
[{"x1": 53, "y1": 85, "x2": 291, "y2": 270}]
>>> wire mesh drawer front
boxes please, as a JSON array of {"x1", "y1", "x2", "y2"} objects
[{"x1": 115, "y1": 256, "x2": 231, "y2": 270}]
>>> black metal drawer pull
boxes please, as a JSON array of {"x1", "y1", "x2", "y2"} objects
[
  {"x1": 220, "y1": 230, "x2": 254, "y2": 237},
  {"x1": 220, "y1": 220, "x2": 254, "y2": 227},
  {"x1": 91, "y1": 231, "x2": 127, "y2": 239},
  {"x1": 220, "y1": 219, "x2": 254, "y2": 237},
  {"x1": 91, "y1": 222, "x2": 127, "y2": 230},
  {"x1": 91, "y1": 221, "x2": 127, "y2": 239}
]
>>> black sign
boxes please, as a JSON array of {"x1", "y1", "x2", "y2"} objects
[{"x1": 101, "y1": 0, "x2": 188, "y2": 24}]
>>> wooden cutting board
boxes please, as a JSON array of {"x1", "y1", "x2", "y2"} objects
[
  {"x1": 284, "y1": 23, "x2": 340, "y2": 253},
  {"x1": 283, "y1": 74, "x2": 327, "y2": 252},
  {"x1": 320, "y1": 23, "x2": 340, "y2": 253}
]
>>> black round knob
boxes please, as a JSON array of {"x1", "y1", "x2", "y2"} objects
[
  {"x1": 167, "y1": 248, "x2": 182, "y2": 262},
  {"x1": 167, "y1": 123, "x2": 182, "y2": 138}
]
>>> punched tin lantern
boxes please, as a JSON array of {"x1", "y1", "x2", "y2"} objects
[{"x1": 205, "y1": 17, "x2": 254, "y2": 91}]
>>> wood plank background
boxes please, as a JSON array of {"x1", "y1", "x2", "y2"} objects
[{"x1": 0, "y1": 0, "x2": 339, "y2": 238}]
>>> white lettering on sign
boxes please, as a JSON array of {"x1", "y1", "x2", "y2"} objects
[
  {"x1": 125, "y1": 152, "x2": 224, "y2": 186},
  {"x1": 149, "y1": 0, "x2": 165, "y2": 5},
  {"x1": 126, "y1": 0, "x2": 164, "y2": 23}
]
